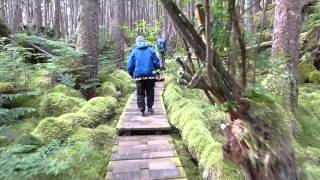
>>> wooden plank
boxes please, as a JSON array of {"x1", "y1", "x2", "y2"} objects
[
  {"x1": 117, "y1": 82, "x2": 171, "y2": 133},
  {"x1": 107, "y1": 157, "x2": 186, "y2": 180}
]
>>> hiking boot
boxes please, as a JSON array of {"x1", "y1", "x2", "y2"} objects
[
  {"x1": 140, "y1": 111, "x2": 145, "y2": 117},
  {"x1": 148, "y1": 108, "x2": 154, "y2": 114}
]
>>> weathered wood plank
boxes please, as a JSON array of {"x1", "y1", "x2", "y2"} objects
[{"x1": 117, "y1": 82, "x2": 170, "y2": 133}]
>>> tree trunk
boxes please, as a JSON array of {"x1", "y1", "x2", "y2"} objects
[
  {"x1": 76, "y1": 0, "x2": 99, "y2": 98},
  {"x1": 245, "y1": 0, "x2": 254, "y2": 31},
  {"x1": 11, "y1": 0, "x2": 22, "y2": 34},
  {"x1": 33, "y1": 0, "x2": 42, "y2": 33},
  {"x1": 272, "y1": 0, "x2": 309, "y2": 112},
  {"x1": 54, "y1": 0, "x2": 61, "y2": 38},
  {"x1": 44, "y1": 0, "x2": 49, "y2": 26},
  {"x1": 253, "y1": 0, "x2": 262, "y2": 12},
  {"x1": 112, "y1": 0, "x2": 125, "y2": 67}
]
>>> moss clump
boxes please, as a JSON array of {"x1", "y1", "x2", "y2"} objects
[
  {"x1": 52, "y1": 84, "x2": 83, "y2": 98},
  {"x1": 106, "y1": 70, "x2": 135, "y2": 95},
  {"x1": 299, "y1": 60, "x2": 316, "y2": 83},
  {"x1": 27, "y1": 70, "x2": 50, "y2": 90},
  {"x1": 309, "y1": 71, "x2": 320, "y2": 83},
  {"x1": 71, "y1": 125, "x2": 116, "y2": 148},
  {"x1": 39, "y1": 93, "x2": 86, "y2": 117},
  {"x1": 0, "y1": 82, "x2": 14, "y2": 93},
  {"x1": 58, "y1": 113, "x2": 93, "y2": 128},
  {"x1": 32, "y1": 117, "x2": 75, "y2": 142},
  {"x1": 78, "y1": 96, "x2": 117, "y2": 124},
  {"x1": 51, "y1": 141, "x2": 106, "y2": 180},
  {"x1": 100, "y1": 81, "x2": 119, "y2": 98}
]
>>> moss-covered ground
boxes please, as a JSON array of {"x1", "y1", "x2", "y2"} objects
[{"x1": 0, "y1": 67, "x2": 135, "y2": 179}]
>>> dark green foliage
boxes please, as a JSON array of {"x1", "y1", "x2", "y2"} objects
[
  {"x1": 0, "y1": 140, "x2": 70, "y2": 179},
  {"x1": 0, "y1": 18, "x2": 10, "y2": 37},
  {"x1": 0, "y1": 108, "x2": 36, "y2": 126}
]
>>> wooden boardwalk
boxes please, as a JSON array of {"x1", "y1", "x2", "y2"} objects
[
  {"x1": 117, "y1": 82, "x2": 171, "y2": 135},
  {"x1": 107, "y1": 82, "x2": 187, "y2": 180}
]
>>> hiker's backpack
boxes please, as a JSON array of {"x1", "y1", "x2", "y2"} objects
[{"x1": 156, "y1": 39, "x2": 167, "y2": 53}]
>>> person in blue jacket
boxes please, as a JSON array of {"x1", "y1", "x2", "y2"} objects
[
  {"x1": 156, "y1": 38, "x2": 167, "y2": 70},
  {"x1": 127, "y1": 36, "x2": 161, "y2": 116}
]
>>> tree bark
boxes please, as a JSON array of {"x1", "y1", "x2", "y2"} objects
[
  {"x1": 11, "y1": 0, "x2": 22, "y2": 34},
  {"x1": 272, "y1": 0, "x2": 309, "y2": 112},
  {"x1": 76, "y1": 0, "x2": 100, "y2": 98},
  {"x1": 54, "y1": 0, "x2": 61, "y2": 38},
  {"x1": 33, "y1": 0, "x2": 42, "y2": 33},
  {"x1": 112, "y1": 0, "x2": 125, "y2": 67}
]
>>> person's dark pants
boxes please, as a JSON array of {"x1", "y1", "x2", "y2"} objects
[{"x1": 136, "y1": 79, "x2": 155, "y2": 112}]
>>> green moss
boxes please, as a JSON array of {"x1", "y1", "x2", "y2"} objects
[
  {"x1": 78, "y1": 96, "x2": 117, "y2": 124},
  {"x1": 299, "y1": 61, "x2": 316, "y2": 83},
  {"x1": 106, "y1": 70, "x2": 135, "y2": 95},
  {"x1": 32, "y1": 117, "x2": 75, "y2": 142},
  {"x1": 39, "y1": 93, "x2": 86, "y2": 117},
  {"x1": 12, "y1": 118, "x2": 42, "y2": 134},
  {"x1": 0, "y1": 82, "x2": 14, "y2": 93},
  {"x1": 171, "y1": 133, "x2": 202, "y2": 180},
  {"x1": 100, "y1": 81, "x2": 119, "y2": 98},
  {"x1": 50, "y1": 141, "x2": 106, "y2": 180},
  {"x1": 302, "y1": 162, "x2": 320, "y2": 180},
  {"x1": 309, "y1": 71, "x2": 320, "y2": 83},
  {"x1": 71, "y1": 125, "x2": 116, "y2": 148},
  {"x1": 164, "y1": 81, "x2": 243, "y2": 179},
  {"x1": 27, "y1": 70, "x2": 50, "y2": 90},
  {"x1": 12, "y1": 93, "x2": 43, "y2": 110},
  {"x1": 297, "y1": 84, "x2": 320, "y2": 147},
  {"x1": 58, "y1": 113, "x2": 93, "y2": 128},
  {"x1": 52, "y1": 84, "x2": 83, "y2": 98}
]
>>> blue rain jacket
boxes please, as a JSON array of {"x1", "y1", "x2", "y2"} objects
[{"x1": 127, "y1": 44, "x2": 160, "y2": 79}]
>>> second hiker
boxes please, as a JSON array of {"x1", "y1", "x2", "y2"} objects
[{"x1": 127, "y1": 36, "x2": 161, "y2": 117}]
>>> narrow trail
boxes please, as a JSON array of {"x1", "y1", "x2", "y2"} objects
[{"x1": 106, "y1": 82, "x2": 187, "y2": 180}]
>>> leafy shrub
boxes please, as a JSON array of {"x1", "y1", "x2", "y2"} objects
[{"x1": 39, "y1": 93, "x2": 85, "y2": 117}]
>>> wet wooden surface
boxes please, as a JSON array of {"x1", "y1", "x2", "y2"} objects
[
  {"x1": 106, "y1": 136, "x2": 187, "y2": 180},
  {"x1": 107, "y1": 82, "x2": 187, "y2": 180},
  {"x1": 117, "y1": 82, "x2": 171, "y2": 133}
]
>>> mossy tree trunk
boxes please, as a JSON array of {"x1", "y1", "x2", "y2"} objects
[
  {"x1": 160, "y1": 0, "x2": 300, "y2": 179},
  {"x1": 272, "y1": 0, "x2": 310, "y2": 112},
  {"x1": 76, "y1": 0, "x2": 100, "y2": 98}
]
